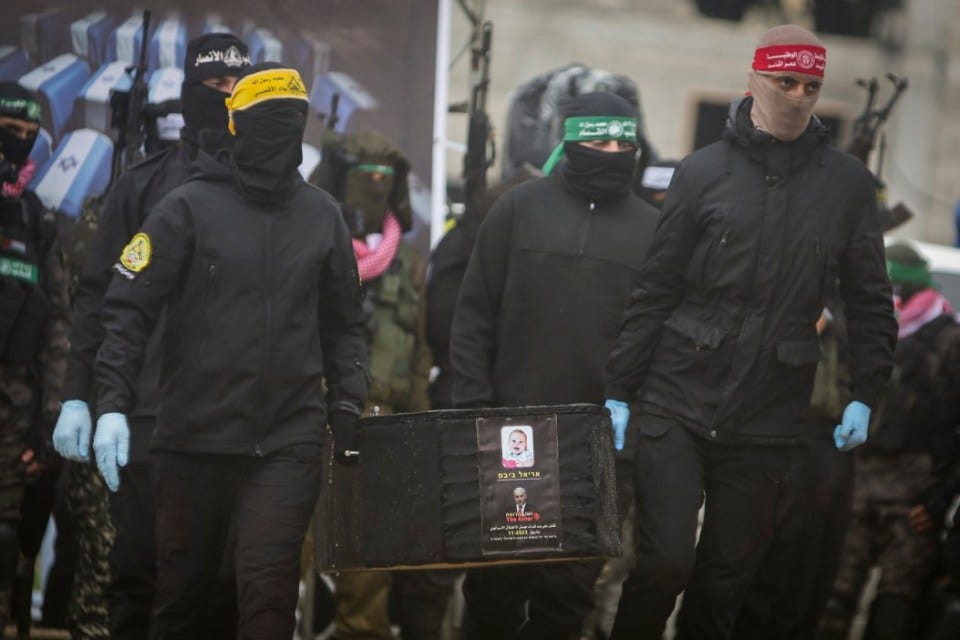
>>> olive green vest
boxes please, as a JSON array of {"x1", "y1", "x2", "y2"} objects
[{"x1": 363, "y1": 243, "x2": 429, "y2": 414}]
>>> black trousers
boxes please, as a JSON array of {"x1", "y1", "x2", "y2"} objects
[
  {"x1": 610, "y1": 416, "x2": 799, "y2": 640},
  {"x1": 390, "y1": 569, "x2": 460, "y2": 640},
  {"x1": 108, "y1": 461, "x2": 155, "y2": 639},
  {"x1": 735, "y1": 425, "x2": 853, "y2": 639},
  {"x1": 150, "y1": 444, "x2": 321, "y2": 640},
  {"x1": 109, "y1": 458, "x2": 239, "y2": 639},
  {"x1": 461, "y1": 560, "x2": 601, "y2": 640}
]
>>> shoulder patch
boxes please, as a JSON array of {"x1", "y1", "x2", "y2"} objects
[{"x1": 116, "y1": 232, "x2": 152, "y2": 279}]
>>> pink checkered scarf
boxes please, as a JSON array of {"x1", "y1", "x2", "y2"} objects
[
  {"x1": 2, "y1": 160, "x2": 36, "y2": 199},
  {"x1": 895, "y1": 288, "x2": 956, "y2": 339},
  {"x1": 352, "y1": 210, "x2": 401, "y2": 281}
]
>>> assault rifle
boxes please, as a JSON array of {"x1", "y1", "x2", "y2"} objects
[
  {"x1": 847, "y1": 73, "x2": 912, "y2": 231},
  {"x1": 453, "y1": 5, "x2": 495, "y2": 213},
  {"x1": 110, "y1": 9, "x2": 152, "y2": 180},
  {"x1": 848, "y1": 73, "x2": 908, "y2": 163}
]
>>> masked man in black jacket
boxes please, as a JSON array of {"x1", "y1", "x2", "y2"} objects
[
  {"x1": 52, "y1": 33, "x2": 250, "y2": 639},
  {"x1": 603, "y1": 25, "x2": 897, "y2": 639},
  {"x1": 450, "y1": 91, "x2": 659, "y2": 640},
  {"x1": 90, "y1": 63, "x2": 367, "y2": 639}
]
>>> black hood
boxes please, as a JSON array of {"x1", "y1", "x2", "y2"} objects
[{"x1": 186, "y1": 146, "x2": 235, "y2": 185}]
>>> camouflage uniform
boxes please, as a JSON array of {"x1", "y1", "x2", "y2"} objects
[
  {"x1": 310, "y1": 131, "x2": 434, "y2": 640},
  {"x1": 0, "y1": 195, "x2": 70, "y2": 633},
  {"x1": 64, "y1": 462, "x2": 113, "y2": 639},
  {"x1": 61, "y1": 196, "x2": 114, "y2": 640},
  {"x1": 819, "y1": 307, "x2": 960, "y2": 639}
]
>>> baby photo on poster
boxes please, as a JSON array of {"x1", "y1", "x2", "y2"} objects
[{"x1": 501, "y1": 426, "x2": 534, "y2": 468}]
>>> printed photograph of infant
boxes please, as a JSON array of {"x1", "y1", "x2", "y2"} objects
[{"x1": 501, "y1": 426, "x2": 534, "y2": 469}]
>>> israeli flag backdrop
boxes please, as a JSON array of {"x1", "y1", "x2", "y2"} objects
[
  {"x1": 29, "y1": 129, "x2": 113, "y2": 219},
  {"x1": 149, "y1": 67, "x2": 185, "y2": 141},
  {"x1": 248, "y1": 28, "x2": 283, "y2": 65},
  {"x1": 299, "y1": 143, "x2": 321, "y2": 181},
  {"x1": 108, "y1": 15, "x2": 146, "y2": 67},
  {"x1": 203, "y1": 15, "x2": 231, "y2": 35},
  {"x1": 21, "y1": 9, "x2": 72, "y2": 65},
  {"x1": 309, "y1": 72, "x2": 378, "y2": 133},
  {"x1": 71, "y1": 11, "x2": 117, "y2": 69},
  {"x1": 149, "y1": 18, "x2": 187, "y2": 71},
  {"x1": 0, "y1": 47, "x2": 30, "y2": 82},
  {"x1": 19, "y1": 54, "x2": 92, "y2": 143},
  {"x1": 77, "y1": 61, "x2": 132, "y2": 133},
  {"x1": 148, "y1": 67, "x2": 183, "y2": 103},
  {"x1": 27, "y1": 128, "x2": 54, "y2": 171}
]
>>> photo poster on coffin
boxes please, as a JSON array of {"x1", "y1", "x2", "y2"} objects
[{"x1": 477, "y1": 413, "x2": 563, "y2": 556}]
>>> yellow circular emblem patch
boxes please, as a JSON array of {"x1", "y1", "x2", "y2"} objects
[{"x1": 119, "y1": 232, "x2": 152, "y2": 273}]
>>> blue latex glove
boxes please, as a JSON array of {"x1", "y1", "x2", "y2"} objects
[
  {"x1": 833, "y1": 401, "x2": 871, "y2": 451},
  {"x1": 604, "y1": 399, "x2": 630, "y2": 452},
  {"x1": 93, "y1": 413, "x2": 130, "y2": 492},
  {"x1": 52, "y1": 400, "x2": 92, "y2": 462}
]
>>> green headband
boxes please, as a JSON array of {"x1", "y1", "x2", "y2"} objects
[
  {"x1": 887, "y1": 260, "x2": 932, "y2": 287},
  {"x1": 0, "y1": 97, "x2": 42, "y2": 123},
  {"x1": 541, "y1": 115, "x2": 638, "y2": 175},
  {"x1": 349, "y1": 163, "x2": 394, "y2": 176}
]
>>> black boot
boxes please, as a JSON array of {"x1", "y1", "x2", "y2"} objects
[{"x1": 12, "y1": 554, "x2": 35, "y2": 639}]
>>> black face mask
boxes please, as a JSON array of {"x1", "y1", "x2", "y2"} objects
[
  {"x1": 0, "y1": 126, "x2": 37, "y2": 170},
  {"x1": 181, "y1": 82, "x2": 230, "y2": 139},
  {"x1": 232, "y1": 104, "x2": 305, "y2": 200},
  {"x1": 561, "y1": 142, "x2": 636, "y2": 202}
]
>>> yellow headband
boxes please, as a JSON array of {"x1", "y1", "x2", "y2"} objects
[{"x1": 225, "y1": 68, "x2": 309, "y2": 135}]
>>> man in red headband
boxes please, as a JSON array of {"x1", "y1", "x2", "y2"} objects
[{"x1": 602, "y1": 25, "x2": 897, "y2": 638}]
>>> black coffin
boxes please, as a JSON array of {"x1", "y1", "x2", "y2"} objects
[{"x1": 314, "y1": 403, "x2": 621, "y2": 571}]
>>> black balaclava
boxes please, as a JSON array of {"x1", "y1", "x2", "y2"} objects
[
  {"x1": 559, "y1": 92, "x2": 639, "y2": 202},
  {"x1": 181, "y1": 33, "x2": 250, "y2": 141},
  {"x1": 0, "y1": 82, "x2": 41, "y2": 176},
  {"x1": 227, "y1": 63, "x2": 309, "y2": 201}
]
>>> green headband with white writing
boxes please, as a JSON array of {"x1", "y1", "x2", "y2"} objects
[
  {"x1": 0, "y1": 97, "x2": 42, "y2": 123},
  {"x1": 541, "y1": 115, "x2": 638, "y2": 175},
  {"x1": 349, "y1": 163, "x2": 395, "y2": 175}
]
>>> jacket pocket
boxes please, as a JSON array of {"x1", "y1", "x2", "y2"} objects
[
  {"x1": 638, "y1": 417, "x2": 671, "y2": 438},
  {"x1": 664, "y1": 312, "x2": 728, "y2": 351},
  {"x1": 775, "y1": 339, "x2": 822, "y2": 367}
]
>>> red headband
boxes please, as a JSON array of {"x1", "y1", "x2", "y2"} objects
[{"x1": 753, "y1": 44, "x2": 826, "y2": 77}]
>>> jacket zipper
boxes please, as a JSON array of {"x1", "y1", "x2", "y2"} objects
[
  {"x1": 256, "y1": 215, "x2": 273, "y2": 457},
  {"x1": 579, "y1": 201, "x2": 596, "y2": 255}
]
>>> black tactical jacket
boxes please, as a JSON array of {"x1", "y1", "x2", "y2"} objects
[
  {"x1": 62, "y1": 143, "x2": 193, "y2": 461},
  {"x1": 95, "y1": 150, "x2": 367, "y2": 456},
  {"x1": 605, "y1": 98, "x2": 897, "y2": 443},
  {"x1": 64, "y1": 146, "x2": 192, "y2": 406},
  {"x1": 451, "y1": 174, "x2": 659, "y2": 409}
]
